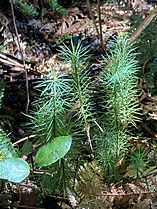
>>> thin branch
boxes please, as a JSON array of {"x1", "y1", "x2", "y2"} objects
[
  {"x1": 130, "y1": 7, "x2": 157, "y2": 42},
  {"x1": 10, "y1": 1, "x2": 30, "y2": 113},
  {"x1": 86, "y1": 0, "x2": 100, "y2": 37},
  {"x1": 97, "y1": 0, "x2": 104, "y2": 51},
  {"x1": 0, "y1": 52, "x2": 24, "y2": 67},
  {"x1": 13, "y1": 134, "x2": 36, "y2": 146}
]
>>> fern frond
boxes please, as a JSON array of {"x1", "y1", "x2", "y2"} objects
[
  {"x1": 11, "y1": 0, "x2": 38, "y2": 17},
  {"x1": 48, "y1": 0, "x2": 67, "y2": 15}
]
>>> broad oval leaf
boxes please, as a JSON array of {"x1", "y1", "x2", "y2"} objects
[
  {"x1": 35, "y1": 135, "x2": 72, "y2": 167},
  {"x1": 0, "y1": 158, "x2": 30, "y2": 183}
]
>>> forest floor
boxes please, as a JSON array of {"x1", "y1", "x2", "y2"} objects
[{"x1": 0, "y1": 0, "x2": 157, "y2": 208}]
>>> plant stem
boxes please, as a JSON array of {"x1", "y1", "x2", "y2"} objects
[
  {"x1": 97, "y1": 0, "x2": 104, "y2": 52},
  {"x1": 113, "y1": 85, "x2": 120, "y2": 158}
]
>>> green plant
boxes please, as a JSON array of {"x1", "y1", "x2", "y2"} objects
[
  {"x1": 0, "y1": 45, "x2": 5, "y2": 51},
  {"x1": 96, "y1": 34, "x2": 140, "y2": 181},
  {"x1": 27, "y1": 40, "x2": 95, "y2": 195},
  {"x1": 28, "y1": 35, "x2": 142, "y2": 194},
  {"x1": 48, "y1": 0, "x2": 67, "y2": 15},
  {"x1": 35, "y1": 135, "x2": 72, "y2": 167},
  {"x1": 0, "y1": 84, "x2": 30, "y2": 183},
  {"x1": 130, "y1": 146, "x2": 148, "y2": 177},
  {"x1": 11, "y1": 0, "x2": 38, "y2": 17},
  {"x1": 28, "y1": 71, "x2": 71, "y2": 145},
  {"x1": 11, "y1": 0, "x2": 67, "y2": 18},
  {"x1": 59, "y1": 40, "x2": 94, "y2": 150},
  {"x1": 27, "y1": 71, "x2": 74, "y2": 195}
]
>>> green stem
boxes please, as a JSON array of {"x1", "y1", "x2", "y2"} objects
[
  {"x1": 113, "y1": 85, "x2": 120, "y2": 158},
  {"x1": 73, "y1": 64, "x2": 88, "y2": 126}
]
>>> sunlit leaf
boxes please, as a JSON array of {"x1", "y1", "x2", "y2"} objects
[
  {"x1": 35, "y1": 135, "x2": 72, "y2": 167},
  {"x1": 0, "y1": 158, "x2": 30, "y2": 183}
]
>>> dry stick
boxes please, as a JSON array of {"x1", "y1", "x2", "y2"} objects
[
  {"x1": 97, "y1": 0, "x2": 104, "y2": 51},
  {"x1": 130, "y1": 7, "x2": 157, "y2": 43},
  {"x1": 0, "y1": 52, "x2": 24, "y2": 67},
  {"x1": 10, "y1": 2, "x2": 30, "y2": 113},
  {"x1": 13, "y1": 134, "x2": 36, "y2": 146},
  {"x1": 86, "y1": 0, "x2": 100, "y2": 38},
  {"x1": 0, "y1": 205, "x2": 45, "y2": 209}
]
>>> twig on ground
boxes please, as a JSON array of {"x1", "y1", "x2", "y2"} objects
[
  {"x1": 86, "y1": 0, "x2": 100, "y2": 38},
  {"x1": 130, "y1": 7, "x2": 157, "y2": 42},
  {"x1": 97, "y1": 0, "x2": 104, "y2": 52},
  {"x1": 10, "y1": 2, "x2": 30, "y2": 113},
  {"x1": 0, "y1": 52, "x2": 24, "y2": 67},
  {"x1": 13, "y1": 134, "x2": 35, "y2": 146}
]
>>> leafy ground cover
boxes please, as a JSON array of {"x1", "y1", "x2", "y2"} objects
[{"x1": 0, "y1": 0, "x2": 157, "y2": 209}]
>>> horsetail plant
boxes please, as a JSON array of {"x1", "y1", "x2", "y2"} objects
[
  {"x1": 28, "y1": 71, "x2": 72, "y2": 145},
  {"x1": 26, "y1": 40, "x2": 95, "y2": 195},
  {"x1": 96, "y1": 34, "x2": 140, "y2": 181},
  {"x1": 59, "y1": 40, "x2": 94, "y2": 150}
]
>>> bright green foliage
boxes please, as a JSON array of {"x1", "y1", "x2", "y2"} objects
[
  {"x1": 97, "y1": 128, "x2": 127, "y2": 175},
  {"x1": 27, "y1": 36, "x2": 142, "y2": 192},
  {"x1": 60, "y1": 41, "x2": 93, "y2": 143},
  {"x1": 0, "y1": 158, "x2": 30, "y2": 183},
  {"x1": 97, "y1": 34, "x2": 140, "y2": 180},
  {"x1": 101, "y1": 35, "x2": 139, "y2": 126},
  {"x1": 29, "y1": 40, "x2": 94, "y2": 193},
  {"x1": 28, "y1": 71, "x2": 71, "y2": 144},
  {"x1": 48, "y1": 0, "x2": 67, "y2": 15},
  {"x1": 0, "y1": 129, "x2": 30, "y2": 184},
  {"x1": 35, "y1": 135, "x2": 72, "y2": 167},
  {"x1": 130, "y1": 146, "x2": 149, "y2": 177}
]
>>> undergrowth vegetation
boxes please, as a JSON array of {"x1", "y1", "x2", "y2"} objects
[
  {"x1": 96, "y1": 34, "x2": 140, "y2": 182},
  {"x1": 1, "y1": 0, "x2": 157, "y2": 207},
  {"x1": 23, "y1": 34, "x2": 147, "y2": 194},
  {"x1": 0, "y1": 31, "x2": 156, "y2": 202},
  {"x1": 11, "y1": 0, "x2": 67, "y2": 17}
]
